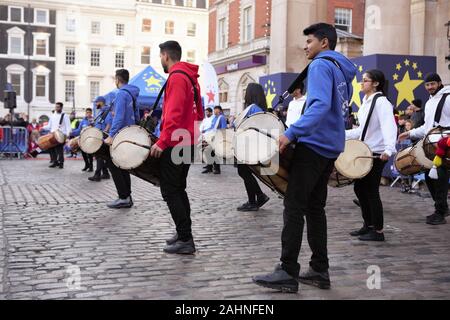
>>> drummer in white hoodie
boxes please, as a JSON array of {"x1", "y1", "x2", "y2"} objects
[{"x1": 399, "y1": 73, "x2": 450, "y2": 225}]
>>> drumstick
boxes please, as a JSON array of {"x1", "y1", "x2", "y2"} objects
[
  {"x1": 355, "y1": 156, "x2": 380, "y2": 159},
  {"x1": 246, "y1": 127, "x2": 277, "y2": 141},
  {"x1": 112, "y1": 140, "x2": 152, "y2": 150}
]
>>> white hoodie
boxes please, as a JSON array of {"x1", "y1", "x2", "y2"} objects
[{"x1": 409, "y1": 86, "x2": 450, "y2": 140}]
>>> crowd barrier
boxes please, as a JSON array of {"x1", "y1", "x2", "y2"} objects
[{"x1": 0, "y1": 126, "x2": 28, "y2": 156}]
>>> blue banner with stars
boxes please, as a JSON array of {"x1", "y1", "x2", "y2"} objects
[
  {"x1": 350, "y1": 54, "x2": 436, "y2": 112},
  {"x1": 259, "y1": 73, "x2": 299, "y2": 109}
]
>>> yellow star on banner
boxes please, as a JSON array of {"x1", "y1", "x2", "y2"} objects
[
  {"x1": 412, "y1": 62, "x2": 418, "y2": 70},
  {"x1": 394, "y1": 70, "x2": 424, "y2": 106},
  {"x1": 358, "y1": 66, "x2": 363, "y2": 73},
  {"x1": 145, "y1": 76, "x2": 163, "y2": 87},
  {"x1": 396, "y1": 63, "x2": 402, "y2": 71},
  {"x1": 404, "y1": 59, "x2": 410, "y2": 66},
  {"x1": 418, "y1": 71, "x2": 423, "y2": 78},
  {"x1": 350, "y1": 76, "x2": 362, "y2": 108},
  {"x1": 265, "y1": 81, "x2": 276, "y2": 108},
  {"x1": 393, "y1": 74, "x2": 399, "y2": 81}
]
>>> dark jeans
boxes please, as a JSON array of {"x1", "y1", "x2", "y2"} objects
[
  {"x1": 49, "y1": 144, "x2": 64, "y2": 164},
  {"x1": 81, "y1": 151, "x2": 93, "y2": 169},
  {"x1": 95, "y1": 157, "x2": 109, "y2": 176},
  {"x1": 353, "y1": 158, "x2": 387, "y2": 231},
  {"x1": 425, "y1": 167, "x2": 449, "y2": 215},
  {"x1": 160, "y1": 147, "x2": 192, "y2": 242},
  {"x1": 106, "y1": 159, "x2": 131, "y2": 199},
  {"x1": 237, "y1": 164, "x2": 263, "y2": 204},
  {"x1": 281, "y1": 143, "x2": 335, "y2": 277}
]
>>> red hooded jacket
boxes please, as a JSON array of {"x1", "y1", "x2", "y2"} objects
[{"x1": 156, "y1": 62, "x2": 204, "y2": 150}]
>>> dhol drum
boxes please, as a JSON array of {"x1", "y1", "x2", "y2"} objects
[
  {"x1": 79, "y1": 126, "x2": 110, "y2": 160},
  {"x1": 423, "y1": 127, "x2": 450, "y2": 168},
  {"x1": 328, "y1": 167, "x2": 354, "y2": 188},
  {"x1": 332, "y1": 140, "x2": 374, "y2": 183},
  {"x1": 233, "y1": 112, "x2": 292, "y2": 197},
  {"x1": 68, "y1": 136, "x2": 80, "y2": 153},
  {"x1": 200, "y1": 130, "x2": 216, "y2": 164},
  {"x1": 213, "y1": 129, "x2": 235, "y2": 161},
  {"x1": 394, "y1": 139, "x2": 433, "y2": 176},
  {"x1": 110, "y1": 125, "x2": 160, "y2": 186},
  {"x1": 37, "y1": 130, "x2": 66, "y2": 150}
]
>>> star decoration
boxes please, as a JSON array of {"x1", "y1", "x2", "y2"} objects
[
  {"x1": 265, "y1": 81, "x2": 277, "y2": 109},
  {"x1": 358, "y1": 66, "x2": 363, "y2": 73},
  {"x1": 396, "y1": 63, "x2": 402, "y2": 71},
  {"x1": 350, "y1": 76, "x2": 362, "y2": 108},
  {"x1": 393, "y1": 74, "x2": 399, "y2": 81},
  {"x1": 412, "y1": 62, "x2": 418, "y2": 70},
  {"x1": 394, "y1": 70, "x2": 424, "y2": 107},
  {"x1": 418, "y1": 71, "x2": 423, "y2": 78},
  {"x1": 206, "y1": 90, "x2": 215, "y2": 104},
  {"x1": 145, "y1": 76, "x2": 163, "y2": 87},
  {"x1": 404, "y1": 59, "x2": 410, "y2": 66}
]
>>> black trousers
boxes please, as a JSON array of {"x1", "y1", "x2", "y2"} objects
[
  {"x1": 425, "y1": 167, "x2": 449, "y2": 215},
  {"x1": 353, "y1": 158, "x2": 387, "y2": 231},
  {"x1": 49, "y1": 144, "x2": 64, "y2": 164},
  {"x1": 81, "y1": 151, "x2": 94, "y2": 169},
  {"x1": 237, "y1": 164, "x2": 263, "y2": 204},
  {"x1": 160, "y1": 147, "x2": 192, "y2": 242},
  {"x1": 281, "y1": 143, "x2": 335, "y2": 277},
  {"x1": 107, "y1": 159, "x2": 131, "y2": 199},
  {"x1": 95, "y1": 157, "x2": 109, "y2": 176}
]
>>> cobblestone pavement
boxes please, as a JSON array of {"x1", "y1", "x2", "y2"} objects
[{"x1": 0, "y1": 156, "x2": 449, "y2": 300}]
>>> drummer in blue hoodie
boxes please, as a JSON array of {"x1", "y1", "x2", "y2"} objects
[
  {"x1": 104, "y1": 69, "x2": 140, "y2": 209},
  {"x1": 253, "y1": 23, "x2": 357, "y2": 293}
]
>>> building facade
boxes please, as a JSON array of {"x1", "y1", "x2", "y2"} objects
[{"x1": 0, "y1": 2, "x2": 56, "y2": 118}]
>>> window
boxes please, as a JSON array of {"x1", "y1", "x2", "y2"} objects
[
  {"x1": 115, "y1": 51, "x2": 125, "y2": 68},
  {"x1": 243, "y1": 6, "x2": 253, "y2": 42},
  {"x1": 35, "y1": 9, "x2": 49, "y2": 24},
  {"x1": 90, "y1": 81, "x2": 100, "y2": 102},
  {"x1": 187, "y1": 50, "x2": 195, "y2": 63},
  {"x1": 35, "y1": 39, "x2": 47, "y2": 55},
  {"x1": 142, "y1": 19, "x2": 151, "y2": 32},
  {"x1": 218, "y1": 18, "x2": 226, "y2": 49},
  {"x1": 7, "y1": 65, "x2": 25, "y2": 99},
  {"x1": 65, "y1": 47, "x2": 75, "y2": 65},
  {"x1": 91, "y1": 21, "x2": 101, "y2": 34},
  {"x1": 335, "y1": 8, "x2": 352, "y2": 33},
  {"x1": 91, "y1": 48, "x2": 100, "y2": 67},
  {"x1": 36, "y1": 75, "x2": 46, "y2": 97},
  {"x1": 9, "y1": 7, "x2": 23, "y2": 22},
  {"x1": 141, "y1": 47, "x2": 150, "y2": 64},
  {"x1": 10, "y1": 37, "x2": 23, "y2": 55},
  {"x1": 65, "y1": 80, "x2": 75, "y2": 102},
  {"x1": 116, "y1": 23, "x2": 125, "y2": 36},
  {"x1": 165, "y1": 21, "x2": 174, "y2": 34},
  {"x1": 185, "y1": 0, "x2": 194, "y2": 7},
  {"x1": 10, "y1": 74, "x2": 21, "y2": 96},
  {"x1": 163, "y1": 0, "x2": 173, "y2": 5},
  {"x1": 187, "y1": 22, "x2": 196, "y2": 37},
  {"x1": 66, "y1": 18, "x2": 76, "y2": 32}
]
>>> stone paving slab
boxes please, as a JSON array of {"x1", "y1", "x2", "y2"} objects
[{"x1": 0, "y1": 157, "x2": 449, "y2": 300}]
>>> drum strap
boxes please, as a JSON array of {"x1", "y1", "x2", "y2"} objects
[
  {"x1": 58, "y1": 113, "x2": 65, "y2": 126},
  {"x1": 121, "y1": 89, "x2": 139, "y2": 125},
  {"x1": 434, "y1": 93, "x2": 450, "y2": 125},
  {"x1": 361, "y1": 94, "x2": 383, "y2": 142}
]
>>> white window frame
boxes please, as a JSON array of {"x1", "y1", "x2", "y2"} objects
[
  {"x1": 116, "y1": 23, "x2": 125, "y2": 36},
  {"x1": 163, "y1": 0, "x2": 174, "y2": 5},
  {"x1": 335, "y1": 8, "x2": 352, "y2": 33},
  {"x1": 217, "y1": 17, "x2": 227, "y2": 50},
  {"x1": 6, "y1": 64, "x2": 26, "y2": 100},
  {"x1": 187, "y1": 22, "x2": 196, "y2": 37},
  {"x1": 141, "y1": 46, "x2": 151, "y2": 65},
  {"x1": 32, "y1": 65, "x2": 50, "y2": 104},
  {"x1": 8, "y1": 6, "x2": 24, "y2": 23},
  {"x1": 187, "y1": 50, "x2": 195, "y2": 63},
  {"x1": 65, "y1": 79, "x2": 75, "y2": 103},
  {"x1": 91, "y1": 21, "x2": 101, "y2": 35},
  {"x1": 142, "y1": 18, "x2": 152, "y2": 33},
  {"x1": 34, "y1": 8, "x2": 49, "y2": 25},
  {"x1": 242, "y1": 6, "x2": 253, "y2": 43},
  {"x1": 115, "y1": 50, "x2": 125, "y2": 68},
  {"x1": 90, "y1": 48, "x2": 101, "y2": 67},
  {"x1": 184, "y1": 0, "x2": 196, "y2": 7},
  {"x1": 89, "y1": 81, "x2": 100, "y2": 102},
  {"x1": 33, "y1": 32, "x2": 50, "y2": 57},
  {"x1": 7, "y1": 27, "x2": 25, "y2": 56},
  {"x1": 165, "y1": 20, "x2": 174, "y2": 35},
  {"x1": 65, "y1": 47, "x2": 76, "y2": 65},
  {"x1": 66, "y1": 17, "x2": 76, "y2": 32}
]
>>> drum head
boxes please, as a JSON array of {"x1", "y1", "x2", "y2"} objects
[
  {"x1": 233, "y1": 129, "x2": 278, "y2": 165},
  {"x1": 79, "y1": 127, "x2": 103, "y2": 154},
  {"x1": 236, "y1": 112, "x2": 286, "y2": 134},
  {"x1": 54, "y1": 130, "x2": 65, "y2": 143},
  {"x1": 203, "y1": 130, "x2": 215, "y2": 145},
  {"x1": 413, "y1": 139, "x2": 433, "y2": 169},
  {"x1": 213, "y1": 129, "x2": 235, "y2": 159},
  {"x1": 424, "y1": 127, "x2": 450, "y2": 160},
  {"x1": 335, "y1": 140, "x2": 373, "y2": 179},
  {"x1": 111, "y1": 125, "x2": 152, "y2": 170}
]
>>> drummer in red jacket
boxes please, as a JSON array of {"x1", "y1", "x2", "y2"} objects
[{"x1": 150, "y1": 40, "x2": 204, "y2": 255}]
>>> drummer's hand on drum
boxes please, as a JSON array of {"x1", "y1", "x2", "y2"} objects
[
  {"x1": 380, "y1": 153, "x2": 390, "y2": 161},
  {"x1": 398, "y1": 131, "x2": 410, "y2": 142},
  {"x1": 150, "y1": 144, "x2": 163, "y2": 158},
  {"x1": 279, "y1": 135, "x2": 291, "y2": 154},
  {"x1": 104, "y1": 136, "x2": 113, "y2": 145}
]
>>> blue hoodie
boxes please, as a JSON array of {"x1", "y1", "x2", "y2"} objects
[
  {"x1": 72, "y1": 117, "x2": 94, "y2": 137},
  {"x1": 204, "y1": 113, "x2": 227, "y2": 132},
  {"x1": 95, "y1": 106, "x2": 112, "y2": 132},
  {"x1": 109, "y1": 84, "x2": 140, "y2": 137},
  {"x1": 284, "y1": 50, "x2": 357, "y2": 159}
]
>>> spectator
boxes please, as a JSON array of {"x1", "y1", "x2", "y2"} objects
[
  {"x1": 405, "y1": 99, "x2": 424, "y2": 128},
  {"x1": 397, "y1": 115, "x2": 408, "y2": 134},
  {"x1": 404, "y1": 119, "x2": 414, "y2": 132}
]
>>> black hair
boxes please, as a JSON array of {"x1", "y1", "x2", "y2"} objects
[
  {"x1": 214, "y1": 105, "x2": 223, "y2": 112},
  {"x1": 205, "y1": 107, "x2": 213, "y2": 113},
  {"x1": 244, "y1": 83, "x2": 268, "y2": 110},
  {"x1": 293, "y1": 81, "x2": 305, "y2": 94},
  {"x1": 303, "y1": 23, "x2": 337, "y2": 51},
  {"x1": 115, "y1": 69, "x2": 129, "y2": 83},
  {"x1": 86, "y1": 108, "x2": 92, "y2": 112},
  {"x1": 364, "y1": 69, "x2": 387, "y2": 96},
  {"x1": 159, "y1": 40, "x2": 182, "y2": 61},
  {"x1": 56, "y1": 102, "x2": 63, "y2": 108},
  {"x1": 412, "y1": 99, "x2": 422, "y2": 109}
]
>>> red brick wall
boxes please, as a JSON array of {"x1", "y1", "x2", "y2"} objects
[
  {"x1": 255, "y1": 0, "x2": 271, "y2": 39},
  {"x1": 228, "y1": 0, "x2": 240, "y2": 47},
  {"x1": 209, "y1": 8, "x2": 217, "y2": 53},
  {"x1": 327, "y1": 0, "x2": 365, "y2": 37}
]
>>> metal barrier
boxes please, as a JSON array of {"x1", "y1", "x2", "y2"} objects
[{"x1": 0, "y1": 126, "x2": 28, "y2": 157}]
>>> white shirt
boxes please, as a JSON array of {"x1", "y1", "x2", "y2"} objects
[
  {"x1": 200, "y1": 115, "x2": 213, "y2": 133},
  {"x1": 43, "y1": 112, "x2": 72, "y2": 136},
  {"x1": 346, "y1": 93, "x2": 397, "y2": 156},
  {"x1": 409, "y1": 86, "x2": 450, "y2": 140},
  {"x1": 286, "y1": 96, "x2": 307, "y2": 128}
]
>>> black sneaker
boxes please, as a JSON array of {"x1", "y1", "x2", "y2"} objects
[
  {"x1": 256, "y1": 194, "x2": 270, "y2": 208},
  {"x1": 107, "y1": 197, "x2": 133, "y2": 209},
  {"x1": 163, "y1": 238, "x2": 196, "y2": 254},
  {"x1": 298, "y1": 267, "x2": 331, "y2": 290},
  {"x1": 88, "y1": 175, "x2": 101, "y2": 182},
  {"x1": 58, "y1": 163, "x2": 64, "y2": 169},
  {"x1": 426, "y1": 213, "x2": 447, "y2": 225},
  {"x1": 49, "y1": 163, "x2": 58, "y2": 168},
  {"x1": 166, "y1": 232, "x2": 179, "y2": 245},
  {"x1": 358, "y1": 230, "x2": 385, "y2": 241},
  {"x1": 202, "y1": 169, "x2": 212, "y2": 174},
  {"x1": 349, "y1": 225, "x2": 371, "y2": 237},
  {"x1": 82, "y1": 166, "x2": 89, "y2": 172},
  {"x1": 213, "y1": 169, "x2": 221, "y2": 174},
  {"x1": 253, "y1": 265, "x2": 299, "y2": 293},
  {"x1": 101, "y1": 173, "x2": 110, "y2": 180},
  {"x1": 237, "y1": 202, "x2": 259, "y2": 212}
]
